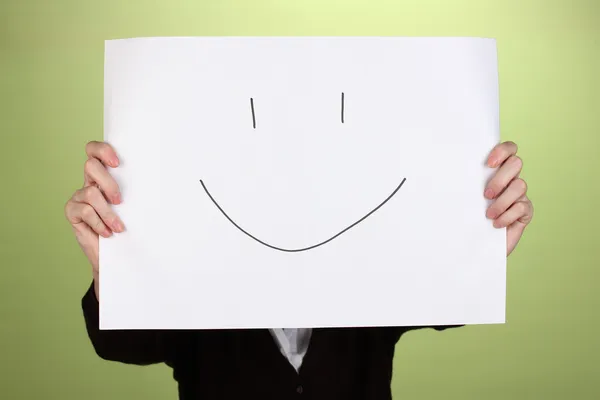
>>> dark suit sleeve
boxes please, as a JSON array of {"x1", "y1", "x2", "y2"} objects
[
  {"x1": 386, "y1": 324, "x2": 465, "y2": 345},
  {"x1": 81, "y1": 281, "x2": 177, "y2": 366}
]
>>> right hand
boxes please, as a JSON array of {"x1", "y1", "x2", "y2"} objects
[{"x1": 64, "y1": 141, "x2": 125, "y2": 299}]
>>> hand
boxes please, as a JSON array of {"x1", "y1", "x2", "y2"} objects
[
  {"x1": 64, "y1": 141, "x2": 125, "y2": 299},
  {"x1": 484, "y1": 141, "x2": 534, "y2": 256}
]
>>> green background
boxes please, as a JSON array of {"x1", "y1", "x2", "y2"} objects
[{"x1": 1, "y1": 0, "x2": 598, "y2": 399}]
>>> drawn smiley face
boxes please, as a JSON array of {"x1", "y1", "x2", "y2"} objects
[
  {"x1": 101, "y1": 37, "x2": 504, "y2": 331},
  {"x1": 199, "y1": 92, "x2": 407, "y2": 253}
]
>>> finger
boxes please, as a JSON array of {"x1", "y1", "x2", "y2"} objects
[
  {"x1": 493, "y1": 200, "x2": 532, "y2": 228},
  {"x1": 486, "y1": 178, "x2": 527, "y2": 219},
  {"x1": 85, "y1": 141, "x2": 119, "y2": 168},
  {"x1": 72, "y1": 221, "x2": 100, "y2": 273},
  {"x1": 484, "y1": 155, "x2": 523, "y2": 199},
  {"x1": 72, "y1": 186, "x2": 125, "y2": 233},
  {"x1": 83, "y1": 157, "x2": 122, "y2": 204},
  {"x1": 65, "y1": 201, "x2": 112, "y2": 238},
  {"x1": 506, "y1": 220, "x2": 527, "y2": 256},
  {"x1": 487, "y1": 141, "x2": 518, "y2": 168}
]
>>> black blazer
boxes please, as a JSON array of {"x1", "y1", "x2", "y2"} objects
[{"x1": 82, "y1": 283, "x2": 458, "y2": 399}]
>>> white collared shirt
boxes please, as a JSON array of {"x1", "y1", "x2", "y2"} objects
[{"x1": 269, "y1": 328, "x2": 313, "y2": 372}]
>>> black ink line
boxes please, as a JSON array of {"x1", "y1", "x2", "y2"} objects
[
  {"x1": 199, "y1": 178, "x2": 406, "y2": 253},
  {"x1": 341, "y1": 92, "x2": 345, "y2": 123},
  {"x1": 250, "y1": 98, "x2": 256, "y2": 129}
]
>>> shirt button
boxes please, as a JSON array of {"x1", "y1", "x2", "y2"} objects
[{"x1": 296, "y1": 385, "x2": 304, "y2": 394}]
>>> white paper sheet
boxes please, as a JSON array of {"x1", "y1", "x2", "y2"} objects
[{"x1": 100, "y1": 37, "x2": 505, "y2": 330}]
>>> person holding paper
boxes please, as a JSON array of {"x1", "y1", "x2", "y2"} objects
[{"x1": 65, "y1": 140, "x2": 533, "y2": 400}]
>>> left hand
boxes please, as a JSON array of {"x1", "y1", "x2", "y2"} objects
[{"x1": 484, "y1": 141, "x2": 534, "y2": 256}]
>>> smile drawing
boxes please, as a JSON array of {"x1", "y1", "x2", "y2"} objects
[
  {"x1": 199, "y1": 93, "x2": 407, "y2": 253},
  {"x1": 199, "y1": 178, "x2": 406, "y2": 253}
]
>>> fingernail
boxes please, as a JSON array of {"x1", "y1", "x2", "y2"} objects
[
  {"x1": 112, "y1": 219, "x2": 124, "y2": 232},
  {"x1": 113, "y1": 193, "x2": 122, "y2": 204},
  {"x1": 493, "y1": 220, "x2": 503, "y2": 228},
  {"x1": 487, "y1": 157, "x2": 495, "y2": 167},
  {"x1": 486, "y1": 209, "x2": 497, "y2": 219},
  {"x1": 110, "y1": 157, "x2": 119, "y2": 167},
  {"x1": 103, "y1": 229, "x2": 112, "y2": 238},
  {"x1": 484, "y1": 188, "x2": 495, "y2": 199}
]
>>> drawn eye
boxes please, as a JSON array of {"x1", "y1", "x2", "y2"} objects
[
  {"x1": 341, "y1": 92, "x2": 345, "y2": 124},
  {"x1": 250, "y1": 98, "x2": 256, "y2": 129}
]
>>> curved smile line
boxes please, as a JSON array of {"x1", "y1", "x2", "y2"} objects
[{"x1": 199, "y1": 177, "x2": 406, "y2": 253}]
